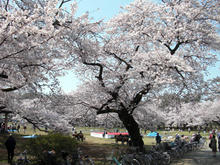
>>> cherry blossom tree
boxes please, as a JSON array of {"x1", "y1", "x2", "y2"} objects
[
  {"x1": 0, "y1": 0, "x2": 65, "y2": 122},
  {"x1": 159, "y1": 76, "x2": 219, "y2": 128},
  {"x1": 0, "y1": 0, "x2": 100, "y2": 95},
  {"x1": 165, "y1": 102, "x2": 204, "y2": 128},
  {"x1": 1, "y1": 0, "x2": 62, "y2": 93},
  {"x1": 9, "y1": 93, "x2": 74, "y2": 133},
  {"x1": 204, "y1": 97, "x2": 220, "y2": 126},
  {"x1": 133, "y1": 103, "x2": 166, "y2": 130},
  {"x1": 0, "y1": 0, "x2": 101, "y2": 132},
  {"x1": 164, "y1": 97, "x2": 220, "y2": 129},
  {"x1": 1, "y1": 0, "x2": 219, "y2": 149},
  {"x1": 0, "y1": 0, "x2": 80, "y2": 130},
  {"x1": 67, "y1": 0, "x2": 220, "y2": 150}
]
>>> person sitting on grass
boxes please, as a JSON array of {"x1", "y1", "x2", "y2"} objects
[
  {"x1": 72, "y1": 131, "x2": 78, "y2": 138},
  {"x1": 78, "y1": 131, "x2": 84, "y2": 141},
  {"x1": 174, "y1": 134, "x2": 182, "y2": 146},
  {"x1": 23, "y1": 124, "x2": 27, "y2": 134},
  {"x1": 17, "y1": 124, "x2": 20, "y2": 133},
  {"x1": 194, "y1": 132, "x2": 202, "y2": 143}
]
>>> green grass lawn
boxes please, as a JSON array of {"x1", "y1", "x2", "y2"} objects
[
  {"x1": 76, "y1": 126, "x2": 210, "y2": 140},
  {"x1": 0, "y1": 124, "x2": 47, "y2": 164},
  {"x1": 0, "y1": 134, "x2": 29, "y2": 164},
  {"x1": 0, "y1": 125, "x2": 210, "y2": 164}
]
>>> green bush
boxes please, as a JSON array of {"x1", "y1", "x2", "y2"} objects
[{"x1": 24, "y1": 133, "x2": 78, "y2": 164}]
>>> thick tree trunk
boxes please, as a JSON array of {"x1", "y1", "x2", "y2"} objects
[{"x1": 118, "y1": 109, "x2": 144, "y2": 151}]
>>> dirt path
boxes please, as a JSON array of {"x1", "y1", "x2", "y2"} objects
[{"x1": 171, "y1": 145, "x2": 220, "y2": 165}]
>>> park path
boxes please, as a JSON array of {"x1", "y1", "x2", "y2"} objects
[{"x1": 171, "y1": 144, "x2": 220, "y2": 165}]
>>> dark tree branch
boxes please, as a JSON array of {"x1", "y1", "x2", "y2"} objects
[
  {"x1": 19, "y1": 63, "x2": 48, "y2": 70},
  {"x1": 97, "y1": 97, "x2": 114, "y2": 111},
  {"x1": 0, "y1": 37, "x2": 7, "y2": 46},
  {"x1": 0, "y1": 85, "x2": 25, "y2": 92},
  {"x1": 109, "y1": 75, "x2": 126, "y2": 98},
  {"x1": 0, "y1": 36, "x2": 53, "y2": 61},
  {"x1": 0, "y1": 106, "x2": 6, "y2": 110},
  {"x1": 97, "y1": 106, "x2": 117, "y2": 115},
  {"x1": 212, "y1": 120, "x2": 220, "y2": 126},
  {"x1": 76, "y1": 98, "x2": 116, "y2": 115},
  {"x1": 0, "y1": 71, "x2": 28, "y2": 92},
  {"x1": 105, "y1": 51, "x2": 133, "y2": 71},
  {"x1": 130, "y1": 83, "x2": 151, "y2": 112},
  {"x1": 82, "y1": 60, "x2": 105, "y2": 87},
  {"x1": 135, "y1": 45, "x2": 140, "y2": 52},
  {"x1": 52, "y1": 20, "x2": 61, "y2": 28},
  {"x1": 90, "y1": 75, "x2": 127, "y2": 115},
  {"x1": 0, "y1": 70, "x2": 8, "y2": 79},
  {"x1": 169, "y1": 66, "x2": 187, "y2": 87},
  {"x1": 140, "y1": 71, "x2": 144, "y2": 78},
  {"x1": 151, "y1": 62, "x2": 187, "y2": 87},
  {"x1": 23, "y1": 117, "x2": 48, "y2": 132},
  {"x1": 164, "y1": 41, "x2": 183, "y2": 55},
  {"x1": 58, "y1": 0, "x2": 71, "y2": 8},
  {"x1": 174, "y1": 66, "x2": 185, "y2": 80},
  {"x1": 0, "y1": 48, "x2": 28, "y2": 61},
  {"x1": 5, "y1": 0, "x2": 9, "y2": 11},
  {"x1": 53, "y1": 0, "x2": 72, "y2": 26}
]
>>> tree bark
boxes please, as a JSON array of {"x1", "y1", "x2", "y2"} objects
[{"x1": 118, "y1": 109, "x2": 144, "y2": 151}]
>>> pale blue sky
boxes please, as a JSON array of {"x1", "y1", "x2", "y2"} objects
[
  {"x1": 59, "y1": 0, "x2": 220, "y2": 93},
  {"x1": 75, "y1": 0, "x2": 134, "y2": 21}
]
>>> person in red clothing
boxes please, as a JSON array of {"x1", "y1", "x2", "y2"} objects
[{"x1": 209, "y1": 130, "x2": 216, "y2": 139}]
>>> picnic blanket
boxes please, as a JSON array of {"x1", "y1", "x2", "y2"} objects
[
  {"x1": 22, "y1": 134, "x2": 38, "y2": 138},
  {"x1": 146, "y1": 132, "x2": 158, "y2": 137}
]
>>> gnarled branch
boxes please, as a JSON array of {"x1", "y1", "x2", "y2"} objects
[
  {"x1": 105, "y1": 51, "x2": 133, "y2": 71},
  {"x1": 129, "y1": 83, "x2": 152, "y2": 113},
  {"x1": 0, "y1": 85, "x2": 25, "y2": 92},
  {"x1": 82, "y1": 60, "x2": 105, "y2": 87},
  {"x1": 97, "y1": 106, "x2": 117, "y2": 115},
  {"x1": 5, "y1": 0, "x2": 9, "y2": 11},
  {"x1": 164, "y1": 41, "x2": 184, "y2": 55},
  {"x1": 22, "y1": 117, "x2": 48, "y2": 132}
]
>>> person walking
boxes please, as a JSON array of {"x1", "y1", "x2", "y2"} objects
[
  {"x1": 33, "y1": 125, "x2": 36, "y2": 133},
  {"x1": 103, "y1": 129, "x2": 107, "y2": 138},
  {"x1": 155, "y1": 133, "x2": 161, "y2": 145},
  {"x1": 209, "y1": 129, "x2": 215, "y2": 139},
  {"x1": 23, "y1": 124, "x2": 27, "y2": 134},
  {"x1": 217, "y1": 131, "x2": 220, "y2": 152},
  {"x1": 17, "y1": 124, "x2": 20, "y2": 133},
  {"x1": 188, "y1": 127, "x2": 191, "y2": 133},
  {"x1": 210, "y1": 134, "x2": 217, "y2": 157},
  {"x1": 5, "y1": 134, "x2": 16, "y2": 163}
]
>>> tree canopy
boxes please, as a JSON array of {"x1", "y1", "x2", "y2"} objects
[{"x1": 0, "y1": 0, "x2": 219, "y2": 147}]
